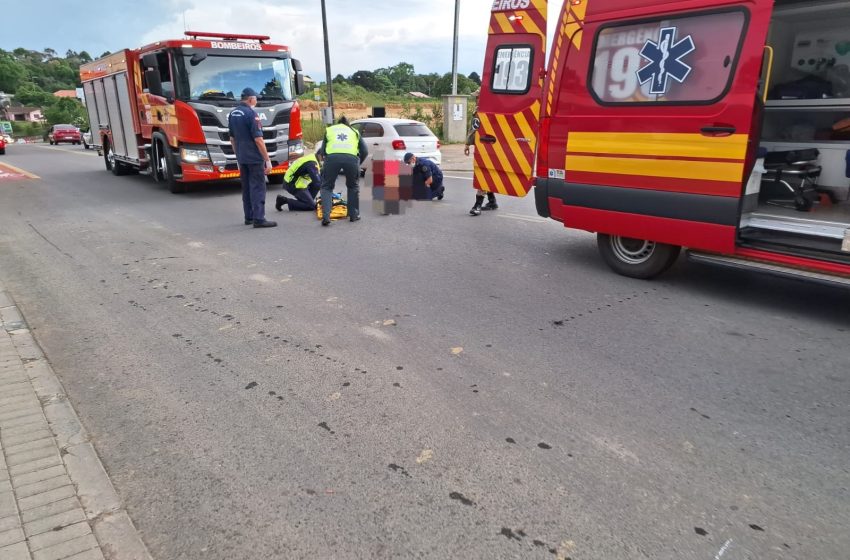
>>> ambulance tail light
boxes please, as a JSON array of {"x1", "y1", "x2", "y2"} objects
[
  {"x1": 536, "y1": 117, "x2": 551, "y2": 180},
  {"x1": 392, "y1": 139, "x2": 406, "y2": 150}
]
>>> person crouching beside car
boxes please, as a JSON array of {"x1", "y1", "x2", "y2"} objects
[
  {"x1": 403, "y1": 152, "x2": 444, "y2": 200},
  {"x1": 276, "y1": 153, "x2": 323, "y2": 212}
]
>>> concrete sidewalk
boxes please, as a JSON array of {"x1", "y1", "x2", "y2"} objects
[
  {"x1": 439, "y1": 143, "x2": 474, "y2": 172},
  {"x1": 0, "y1": 284, "x2": 151, "y2": 560}
]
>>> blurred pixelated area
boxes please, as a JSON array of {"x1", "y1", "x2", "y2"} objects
[{"x1": 367, "y1": 151, "x2": 431, "y2": 215}]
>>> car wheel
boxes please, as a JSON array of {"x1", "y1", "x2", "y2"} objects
[
  {"x1": 596, "y1": 234, "x2": 680, "y2": 279},
  {"x1": 49, "y1": 140, "x2": 54, "y2": 145},
  {"x1": 0, "y1": 149, "x2": 5, "y2": 155}
]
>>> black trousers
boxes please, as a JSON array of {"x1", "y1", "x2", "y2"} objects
[
  {"x1": 321, "y1": 153, "x2": 360, "y2": 220},
  {"x1": 282, "y1": 182, "x2": 319, "y2": 211}
]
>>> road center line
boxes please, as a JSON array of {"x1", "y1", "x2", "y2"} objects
[{"x1": 497, "y1": 212, "x2": 549, "y2": 224}]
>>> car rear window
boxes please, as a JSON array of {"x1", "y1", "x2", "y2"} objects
[
  {"x1": 394, "y1": 124, "x2": 432, "y2": 137},
  {"x1": 56, "y1": 125, "x2": 77, "y2": 130}
]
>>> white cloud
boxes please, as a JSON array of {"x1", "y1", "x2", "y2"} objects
[{"x1": 141, "y1": 0, "x2": 497, "y2": 81}]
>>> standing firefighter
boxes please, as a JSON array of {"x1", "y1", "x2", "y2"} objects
[
  {"x1": 275, "y1": 153, "x2": 322, "y2": 212},
  {"x1": 318, "y1": 117, "x2": 368, "y2": 226},
  {"x1": 229, "y1": 87, "x2": 276, "y2": 228}
]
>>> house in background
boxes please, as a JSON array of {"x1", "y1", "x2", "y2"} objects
[
  {"x1": 53, "y1": 89, "x2": 82, "y2": 101},
  {"x1": 6, "y1": 106, "x2": 44, "y2": 122}
]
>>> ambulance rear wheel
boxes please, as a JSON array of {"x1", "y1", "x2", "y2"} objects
[
  {"x1": 597, "y1": 234, "x2": 680, "y2": 279},
  {"x1": 267, "y1": 174, "x2": 284, "y2": 185}
]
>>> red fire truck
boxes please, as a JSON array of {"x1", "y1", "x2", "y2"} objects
[
  {"x1": 80, "y1": 31, "x2": 306, "y2": 193},
  {"x1": 475, "y1": 0, "x2": 850, "y2": 287}
]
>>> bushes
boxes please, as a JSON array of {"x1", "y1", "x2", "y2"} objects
[{"x1": 11, "y1": 121, "x2": 46, "y2": 139}]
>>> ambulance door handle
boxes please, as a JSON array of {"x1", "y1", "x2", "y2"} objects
[
  {"x1": 480, "y1": 135, "x2": 497, "y2": 144},
  {"x1": 700, "y1": 126, "x2": 736, "y2": 137}
]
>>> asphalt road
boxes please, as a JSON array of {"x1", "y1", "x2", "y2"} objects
[{"x1": 0, "y1": 143, "x2": 848, "y2": 560}]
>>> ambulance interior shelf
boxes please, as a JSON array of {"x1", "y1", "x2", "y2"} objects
[{"x1": 758, "y1": 5, "x2": 850, "y2": 199}]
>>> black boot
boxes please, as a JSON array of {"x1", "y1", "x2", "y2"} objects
[
  {"x1": 274, "y1": 195, "x2": 288, "y2": 212},
  {"x1": 482, "y1": 193, "x2": 498, "y2": 211},
  {"x1": 469, "y1": 195, "x2": 484, "y2": 216}
]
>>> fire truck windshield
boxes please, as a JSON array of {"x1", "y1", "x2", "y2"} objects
[{"x1": 180, "y1": 54, "x2": 294, "y2": 105}]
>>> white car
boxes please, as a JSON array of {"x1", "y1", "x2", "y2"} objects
[
  {"x1": 317, "y1": 118, "x2": 441, "y2": 173},
  {"x1": 82, "y1": 129, "x2": 93, "y2": 150},
  {"x1": 351, "y1": 118, "x2": 441, "y2": 166}
]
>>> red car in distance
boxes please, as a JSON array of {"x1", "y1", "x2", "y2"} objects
[
  {"x1": 0, "y1": 135, "x2": 6, "y2": 155},
  {"x1": 45, "y1": 124, "x2": 82, "y2": 145}
]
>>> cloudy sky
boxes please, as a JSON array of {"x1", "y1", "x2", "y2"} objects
[{"x1": 2, "y1": 0, "x2": 559, "y2": 81}]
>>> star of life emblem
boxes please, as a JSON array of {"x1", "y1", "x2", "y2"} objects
[
  {"x1": 337, "y1": 133, "x2": 348, "y2": 141},
  {"x1": 637, "y1": 27, "x2": 695, "y2": 95}
]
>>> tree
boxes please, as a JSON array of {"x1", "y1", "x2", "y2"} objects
[
  {"x1": 14, "y1": 82, "x2": 53, "y2": 107},
  {"x1": 0, "y1": 52, "x2": 27, "y2": 93},
  {"x1": 332, "y1": 74, "x2": 347, "y2": 85},
  {"x1": 79, "y1": 51, "x2": 92, "y2": 63},
  {"x1": 44, "y1": 97, "x2": 87, "y2": 127},
  {"x1": 468, "y1": 71, "x2": 481, "y2": 86},
  {"x1": 99, "y1": 51, "x2": 112, "y2": 59}
]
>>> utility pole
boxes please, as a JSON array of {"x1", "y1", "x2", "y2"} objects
[
  {"x1": 451, "y1": 0, "x2": 460, "y2": 95},
  {"x1": 320, "y1": 0, "x2": 335, "y2": 121}
]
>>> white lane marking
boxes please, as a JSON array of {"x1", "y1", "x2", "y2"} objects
[
  {"x1": 444, "y1": 175, "x2": 473, "y2": 180},
  {"x1": 715, "y1": 539, "x2": 733, "y2": 559},
  {"x1": 497, "y1": 212, "x2": 548, "y2": 224},
  {"x1": 250, "y1": 274, "x2": 271, "y2": 283},
  {"x1": 33, "y1": 145, "x2": 99, "y2": 157}
]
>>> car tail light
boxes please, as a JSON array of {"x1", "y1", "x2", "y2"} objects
[
  {"x1": 437, "y1": 141, "x2": 441, "y2": 149},
  {"x1": 391, "y1": 139, "x2": 406, "y2": 150}
]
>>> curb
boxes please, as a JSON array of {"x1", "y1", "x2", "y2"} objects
[{"x1": 0, "y1": 282, "x2": 153, "y2": 560}]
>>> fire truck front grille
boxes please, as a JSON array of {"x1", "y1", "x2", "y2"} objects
[
  {"x1": 272, "y1": 112, "x2": 290, "y2": 126},
  {"x1": 196, "y1": 110, "x2": 223, "y2": 127}
]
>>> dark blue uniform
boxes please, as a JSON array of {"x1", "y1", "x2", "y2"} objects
[
  {"x1": 228, "y1": 102, "x2": 267, "y2": 223},
  {"x1": 412, "y1": 157, "x2": 445, "y2": 200}
]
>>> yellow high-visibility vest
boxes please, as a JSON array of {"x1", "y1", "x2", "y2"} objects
[
  {"x1": 323, "y1": 124, "x2": 359, "y2": 156},
  {"x1": 284, "y1": 154, "x2": 320, "y2": 189}
]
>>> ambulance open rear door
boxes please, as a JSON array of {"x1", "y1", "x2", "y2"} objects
[{"x1": 473, "y1": 0, "x2": 549, "y2": 198}]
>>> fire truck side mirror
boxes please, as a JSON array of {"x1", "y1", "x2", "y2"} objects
[{"x1": 292, "y1": 59, "x2": 306, "y2": 96}]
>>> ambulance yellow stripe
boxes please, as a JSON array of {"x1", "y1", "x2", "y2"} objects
[
  {"x1": 515, "y1": 108, "x2": 537, "y2": 149},
  {"x1": 568, "y1": 155, "x2": 745, "y2": 183},
  {"x1": 475, "y1": 133, "x2": 507, "y2": 195},
  {"x1": 479, "y1": 114, "x2": 525, "y2": 194},
  {"x1": 474, "y1": 167, "x2": 491, "y2": 191},
  {"x1": 495, "y1": 114, "x2": 531, "y2": 176},
  {"x1": 494, "y1": 13, "x2": 514, "y2": 34},
  {"x1": 530, "y1": 0, "x2": 547, "y2": 17},
  {"x1": 515, "y1": 11, "x2": 543, "y2": 39},
  {"x1": 567, "y1": 132, "x2": 748, "y2": 160}
]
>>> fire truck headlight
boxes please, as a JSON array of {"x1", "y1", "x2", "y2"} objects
[{"x1": 181, "y1": 146, "x2": 211, "y2": 164}]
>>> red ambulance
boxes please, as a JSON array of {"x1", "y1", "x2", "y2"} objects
[{"x1": 474, "y1": 0, "x2": 850, "y2": 287}]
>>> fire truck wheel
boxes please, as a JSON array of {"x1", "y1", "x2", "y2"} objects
[
  {"x1": 596, "y1": 234, "x2": 680, "y2": 279},
  {"x1": 152, "y1": 134, "x2": 185, "y2": 193},
  {"x1": 267, "y1": 174, "x2": 284, "y2": 185},
  {"x1": 104, "y1": 141, "x2": 128, "y2": 176}
]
